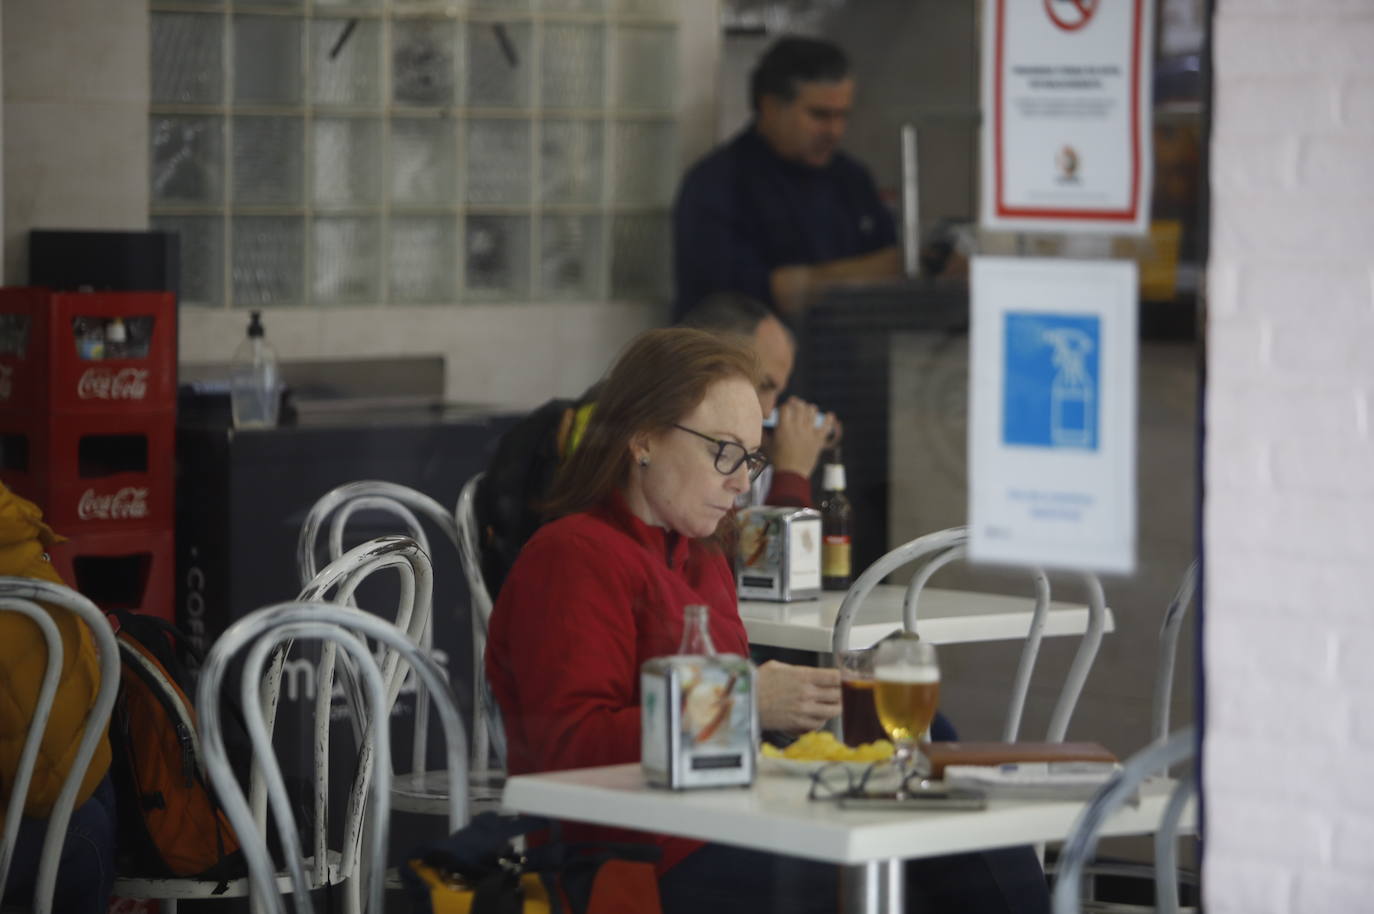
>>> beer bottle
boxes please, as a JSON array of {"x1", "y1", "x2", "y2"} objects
[{"x1": 820, "y1": 451, "x2": 853, "y2": 592}]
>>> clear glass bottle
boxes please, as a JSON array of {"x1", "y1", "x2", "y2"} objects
[
  {"x1": 230, "y1": 310, "x2": 281, "y2": 429},
  {"x1": 820, "y1": 450, "x2": 853, "y2": 592},
  {"x1": 677, "y1": 604, "x2": 717, "y2": 656}
]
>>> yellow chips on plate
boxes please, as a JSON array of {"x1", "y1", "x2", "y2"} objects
[{"x1": 761, "y1": 730, "x2": 893, "y2": 763}]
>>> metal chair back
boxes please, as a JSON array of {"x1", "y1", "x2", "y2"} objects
[
  {"x1": 454, "y1": 472, "x2": 505, "y2": 769},
  {"x1": 298, "y1": 479, "x2": 504, "y2": 778},
  {"x1": 830, "y1": 526, "x2": 1107, "y2": 742},
  {"x1": 1153, "y1": 560, "x2": 1198, "y2": 745},
  {"x1": 0, "y1": 578, "x2": 119, "y2": 914},
  {"x1": 1052, "y1": 727, "x2": 1198, "y2": 914},
  {"x1": 285, "y1": 536, "x2": 430, "y2": 871},
  {"x1": 1049, "y1": 560, "x2": 1201, "y2": 912},
  {"x1": 297, "y1": 481, "x2": 456, "y2": 587},
  {"x1": 197, "y1": 600, "x2": 468, "y2": 914}
]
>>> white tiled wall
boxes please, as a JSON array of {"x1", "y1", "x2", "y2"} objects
[
  {"x1": 2, "y1": 0, "x2": 722, "y2": 407},
  {"x1": 1, "y1": 0, "x2": 150, "y2": 282},
  {"x1": 1206, "y1": 3, "x2": 1374, "y2": 909},
  {"x1": 180, "y1": 302, "x2": 655, "y2": 409}
]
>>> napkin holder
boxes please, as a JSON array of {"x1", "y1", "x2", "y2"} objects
[{"x1": 736, "y1": 506, "x2": 821, "y2": 602}]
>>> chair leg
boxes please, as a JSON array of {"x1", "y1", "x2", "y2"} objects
[{"x1": 346, "y1": 872, "x2": 363, "y2": 914}]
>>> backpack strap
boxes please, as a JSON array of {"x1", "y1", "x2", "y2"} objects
[{"x1": 118, "y1": 638, "x2": 204, "y2": 778}]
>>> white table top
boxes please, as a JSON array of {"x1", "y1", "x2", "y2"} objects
[
  {"x1": 739, "y1": 584, "x2": 1115, "y2": 653},
  {"x1": 503, "y1": 763, "x2": 1192, "y2": 866}
]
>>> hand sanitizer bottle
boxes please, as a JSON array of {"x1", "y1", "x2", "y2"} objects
[{"x1": 230, "y1": 310, "x2": 280, "y2": 429}]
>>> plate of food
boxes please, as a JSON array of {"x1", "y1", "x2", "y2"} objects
[{"x1": 758, "y1": 730, "x2": 894, "y2": 777}]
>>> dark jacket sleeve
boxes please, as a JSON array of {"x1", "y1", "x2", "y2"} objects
[
  {"x1": 672, "y1": 161, "x2": 775, "y2": 315},
  {"x1": 850, "y1": 159, "x2": 898, "y2": 252}
]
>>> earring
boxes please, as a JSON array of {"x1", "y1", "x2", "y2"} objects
[{"x1": 638, "y1": 455, "x2": 650, "y2": 467}]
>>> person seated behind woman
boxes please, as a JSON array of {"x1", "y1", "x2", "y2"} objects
[
  {"x1": 0, "y1": 482, "x2": 117, "y2": 914},
  {"x1": 484, "y1": 328, "x2": 1048, "y2": 914}
]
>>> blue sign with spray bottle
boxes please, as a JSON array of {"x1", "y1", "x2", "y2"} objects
[
  {"x1": 1002, "y1": 313, "x2": 1100, "y2": 451},
  {"x1": 968, "y1": 257, "x2": 1137, "y2": 574}
]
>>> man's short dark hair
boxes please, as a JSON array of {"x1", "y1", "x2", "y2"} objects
[
  {"x1": 749, "y1": 36, "x2": 851, "y2": 113},
  {"x1": 677, "y1": 292, "x2": 774, "y2": 337}
]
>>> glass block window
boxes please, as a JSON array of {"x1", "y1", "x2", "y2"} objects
[{"x1": 150, "y1": 3, "x2": 680, "y2": 307}]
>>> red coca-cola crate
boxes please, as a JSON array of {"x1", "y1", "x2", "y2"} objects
[
  {"x1": 0, "y1": 288, "x2": 176, "y2": 415},
  {"x1": 0, "y1": 408, "x2": 174, "y2": 532},
  {"x1": 49, "y1": 528, "x2": 174, "y2": 622}
]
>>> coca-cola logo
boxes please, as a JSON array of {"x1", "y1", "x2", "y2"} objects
[
  {"x1": 77, "y1": 487, "x2": 149, "y2": 521},
  {"x1": 77, "y1": 367, "x2": 149, "y2": 400},
  {"x1": 0, "y1": 364, "x2": 11, "y2": 401}
]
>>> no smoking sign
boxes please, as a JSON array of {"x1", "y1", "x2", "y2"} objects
[{"x1": 1044, "y1": 0, "x2": 1099, "y2": 31}]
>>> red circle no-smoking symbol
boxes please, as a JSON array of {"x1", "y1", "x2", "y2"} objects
[{"x1": 1044, "y1": 0, "x2": 1099, "y2": 31}]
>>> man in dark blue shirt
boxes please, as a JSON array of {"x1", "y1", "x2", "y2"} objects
[{"x1": 672, "y1": 37, "x2": 901, "y2": 321}]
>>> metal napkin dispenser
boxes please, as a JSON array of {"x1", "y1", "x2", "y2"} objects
[
  {"x1": 641, "y1": 654, "x2": 758, "y2": 789},
  {"x1": 736, "y1": 506, "x2": 822, "y2": 602}
]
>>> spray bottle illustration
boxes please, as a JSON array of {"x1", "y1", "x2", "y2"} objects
[{"x1": 1042, "y1": 327, "x2": 1095, "y2": 448}]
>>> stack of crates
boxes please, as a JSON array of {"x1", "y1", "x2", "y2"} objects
[{"x1": 0, "y1": 288, "x2": 177, "y2": 621}]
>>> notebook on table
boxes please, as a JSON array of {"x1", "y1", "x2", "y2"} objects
[{"x1": 922, "y1": 741, "x2": 1121, "y2": 800}]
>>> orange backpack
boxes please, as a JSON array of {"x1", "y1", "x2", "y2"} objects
[{"x1": 108, "y1": 611, "x2": 243, "y2": 879}]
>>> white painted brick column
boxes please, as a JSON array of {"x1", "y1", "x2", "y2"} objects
[{"x1": 1207, "y1": 2, "x2": 1374, "y2": 911}]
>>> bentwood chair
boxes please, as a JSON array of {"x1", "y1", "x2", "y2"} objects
[
  {"x1": 298, "y1": 480, "x2": 505, "y2": 814},
  {"x1": 1052, "y1": 727, "x2": 1199, "y2": 914},
  {"x1": 1049, "y1": 561, "x2": 1201, "y2": 913},
  {"x1": 0, "y1": 579, "x2": 119, "y2": 914},
  {"x1": 196, "y1": 601, "x2": 469, "y2": 914},
  {"x1": 114, "y1": 536, "x2": 431, "y2": 913},
  {"x1": 1152, "y1": 561, "x2": 1198, "y2": 745},
  {"x1": 297, "y1": 482, "x2": 453, "y2": 772},
  {"x1": 454, "y1": 472, "x2": 506, "y2": 772},
  {"x1": 831, "y1": 526, "x2": 1108, "y2": 742},
  {"x1": 297, "y1": 533, "x2": 433, "y2": 757}
]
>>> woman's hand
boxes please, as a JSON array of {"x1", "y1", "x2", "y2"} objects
[{"x1": 755, "y1": 660, "x2": 842, "y2": 733}]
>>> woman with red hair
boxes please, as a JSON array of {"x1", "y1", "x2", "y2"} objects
[{"x1": 486, "y1": 328, "x2": 1049, "y2": 913}]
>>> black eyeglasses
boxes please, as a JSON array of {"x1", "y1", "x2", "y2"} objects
[
  {"x1": 672, "y1": 424, "x2": 770, "y2": 482},
  {"x1": 807, "y1": 762, "x2": 935, "y2": 802},
  {"x1": 808, "y1": 762, "x2": 882, "y2": 801}
]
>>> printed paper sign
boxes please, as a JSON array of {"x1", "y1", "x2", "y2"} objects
[
  {"x1": 981, "y1": 0, "x2": 1155, "y2": 234},
  {"x1": 968, "y1": 257, "x2": 1137, "y2": 573}
]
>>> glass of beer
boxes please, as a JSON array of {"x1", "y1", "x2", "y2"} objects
[
  {"x1": 836, "y1": 648, "x2": 886, "y2": 746},
  {"x1": 872, "y1": 634, "x2": 940, "y2": 783}
]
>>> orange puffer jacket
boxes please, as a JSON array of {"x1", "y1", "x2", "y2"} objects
[{"x1": 0, "y1": 484, "x2": 111, "y2": 822}]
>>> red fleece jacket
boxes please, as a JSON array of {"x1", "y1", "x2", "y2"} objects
[{"x1": 485, "y1": 492, "x2": 749, "y2": 873}]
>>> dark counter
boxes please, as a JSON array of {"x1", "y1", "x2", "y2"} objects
[
  {"x1": 797, "y1": 278, "x2": 970, "y2": 573},
  {"x1": 176, "y1": 405, "x2": 521, "y2": 811}
]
